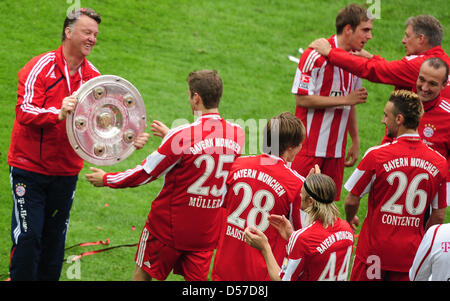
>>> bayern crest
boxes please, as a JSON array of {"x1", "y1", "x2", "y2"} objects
[
  {"x1": 15, "y1": 183, "x2": 26, "y2": 197},
  {"x1": 423, "y1": 123, "x2": 436, "y2": 138}
]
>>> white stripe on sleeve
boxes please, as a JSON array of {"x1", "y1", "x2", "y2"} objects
[
  {"x1": 344, "y1": 168, "x2": 374, "y2": 197},
  {"x1": 447, "y1": 182, "x2": 450, "y2": 207},
  {"x1": 143, "y1": 151, "x2": 166, "y2": 174},
  {"x1": 22, "y1": 53, "x2": 59, "y2": 116},
  {"x1": 281, "y1": 258, "x2": 302, "y2": 281},
  {"x1": 107, "y1": 165, "x2": 146, "y2": 184},
  {"x1": 409, "y1": 225, "x2": 438, "y2": 281}
]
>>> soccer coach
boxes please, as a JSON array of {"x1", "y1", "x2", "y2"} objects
[{"x1": 7, "y1": 8, "x2": 148, "y2": 281}]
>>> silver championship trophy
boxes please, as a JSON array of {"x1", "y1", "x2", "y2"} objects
[{"x1": 66, "y1": 75, "x2": 147, "y2": 166}]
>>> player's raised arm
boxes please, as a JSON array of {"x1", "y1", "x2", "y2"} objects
[
  {"x1": 244, "y1": 226, "x2": 282, "y2": 281},
  {"x1": 150, "y1": 120, "x2": 170, "y2": 138}
]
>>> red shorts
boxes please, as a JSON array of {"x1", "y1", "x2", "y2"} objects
[
  {"x1": 135, "y1": 225, "x2": 214, "y2": 281},
  {"x1": 350, "y1": 255, "x2": 410, "y2": 281},
  {"x1": 291, "y1": 153, "x2": 344, "y2": 200}
]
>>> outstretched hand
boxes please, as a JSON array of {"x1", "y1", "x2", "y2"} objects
[
  {"x1": 85, "y1": 167, "x2": 106, "y2": 187},
  {"x1": 133, "y1": 132, "x2": 150, "y2": 150},
  {"x1": 307, "y1": 164, "x2": 321, "y2": 177},
  {"x1": 151, "y1": 120, "x2": 170, "y2": 138},
  {"x1": 268, "y1": 215, "x2": 294, "y2": 241}
]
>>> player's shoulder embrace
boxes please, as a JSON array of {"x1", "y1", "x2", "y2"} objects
[{"x1": 300, "y1": 48, "x2": 326, "y2": 72}]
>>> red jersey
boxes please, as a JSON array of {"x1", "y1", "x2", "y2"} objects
[
  {"x1": 344, "y1": 134, "x2": 449, "y2": 272},
  {"x1": 212, "y1": 154, "x2": 304, "y2": 281},
  {"x1": 327, "y1": 45, "x2": 450, "y2": 98},
  {"x1": 8, "y1": 45, "x2": 100, "y2": 176},
  {"x1": 291, "y1": 35, "x2": 362, "y2": 158},
  {"x1": 381, "y1": 96, "x2": 450, "y2": 167},
  {"x1": 103, "y1": 113, "x2": 245, "y2": 251},
  {"x1": 280, "y1": 218, "x2": 354, "y2": 281}
]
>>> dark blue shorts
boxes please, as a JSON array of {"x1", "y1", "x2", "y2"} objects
[{"x1": 9, "y1": 166, "x2": 78, "y2": 281}]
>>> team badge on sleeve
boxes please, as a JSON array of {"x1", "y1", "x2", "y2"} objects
[
  {"x1": 298, "y1": 74, "x2": 311, "y2": 93},
  {"x1": 281, "y1": 257, "x2": 289, "y2": 274}
]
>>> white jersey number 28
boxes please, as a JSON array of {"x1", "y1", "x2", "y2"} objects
[{"x1": 227, "y1": 182, "x2": 275, "y2": 232}]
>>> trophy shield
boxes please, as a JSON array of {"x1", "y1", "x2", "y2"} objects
[{"x1": 66, "y1": 75, "x2": 147, "y2": 166}]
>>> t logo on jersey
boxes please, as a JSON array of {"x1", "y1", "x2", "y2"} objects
[
  {"x1": 442, "y1": 242, "x2": 450, "y2": 253},
  {"x1": 298, "y1": 74, "x2": 311, "y2": 93}
]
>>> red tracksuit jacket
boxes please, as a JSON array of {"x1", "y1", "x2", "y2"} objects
[
  {"x1": 327, "y1": 45, "x2": 450, "y2": 98},
  {"x1": 8, "y1": 45, "x2": 100, "y2": 176}
]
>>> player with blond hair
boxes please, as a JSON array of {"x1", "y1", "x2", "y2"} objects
[{"x1": 245, "y1": 173, "x2": 354, "y2": 281}]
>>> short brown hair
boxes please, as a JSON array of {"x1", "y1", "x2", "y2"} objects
[
  {"x1": 186, "y1": 70, "x2": 223, "y2": 109},
  {"x1": 388, "y1": 90, "x2": 424, "y2": 130},
  {"x1": 405, "y1": 15, "x2": 443, "y2": 47},
  {"x1": 422, "y1": 57, "x2": 449, "y2": 83},
  {"x1": 335, "y1": 3, "x2": 371, "y2": 34},
  {"x1": 62, "y1": 8, "x2": 101, "y2": 42},
  {"x1": 263, "y1": 112, "x2": 306, "y2": 156}
]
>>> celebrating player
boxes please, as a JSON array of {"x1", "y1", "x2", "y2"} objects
[
  {"x1": 244, "y1": 173, "x2": 354, "y2": 281},
  {"x1": 344, "y1": 90, "x2": 449, "y2": 281},
  {"x1": 211, "y1": 112, "x2": 306, "y2": 281},
  {"x1": 85, "y1": 70, "x2": 245, "y2": 281},
  {"x1": 290, "y1": 3, "x2": 371, "y2": 201},
  {"x1": 381, "y1": 58, "x2": 450, "y2": 167},
  {"x1": 309, "y1": 15, "x2": 450, "y2": 97}
]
